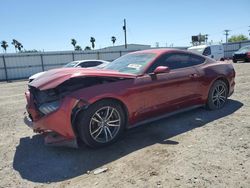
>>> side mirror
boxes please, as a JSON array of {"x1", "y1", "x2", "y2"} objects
[{"x1": 153, "y1": 66, "x2": 170, "y2": 74}]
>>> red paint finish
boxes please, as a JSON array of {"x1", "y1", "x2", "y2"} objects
[
  {"x1": 26, "y1": 94, "x2": 77, "y2": 138},
  {"x1": 29, "y1": 68, "x2": 136, "y2": 90},
  {"x1": 247, "y1": 52, "x2": 250, "y2": 59},
  {"x1": 25, "y1": 49, "x2": 235, "y2": 142}
]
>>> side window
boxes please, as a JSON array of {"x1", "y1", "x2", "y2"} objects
[
  {"x1": 203, "y1": 47, "x2": 211, "y2": 56},
  {"x1": 80, "y1": 61, "x2": 101, "y2": 68},
  {"x1": 189, "y1": 54, "x2": 206, "y2": 66},
  {"x1": 164, "y1": 54, "x2": 190, "y2": 69},
  {"x1": 146, "y1": 53, "x2": 205, "y2": 73},
  {"x1": 93, "y1": 61, "x2": 102, "y2": 66},
  {"x1": 146, "y1": 54, "x2": 168, "y2": 73}
]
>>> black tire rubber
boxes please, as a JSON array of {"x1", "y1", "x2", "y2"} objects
[
  {"x1": 76, "y1": 100, "x2": 126, "y2": 148},
  {"x1": 233, "y1": 59, "x2": 237, "y2": 63},
  {"x1": 206, "y1": 80, "x2": 228, "y2": 110}
]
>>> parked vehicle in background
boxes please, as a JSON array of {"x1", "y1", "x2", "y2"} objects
[
  {"x1": 28, "y1": 60, "x2": 110, "y2": 82},
  {"x1": 233, "y1": 45, "x2": 250, "y2": 63},
  {"x1": 188, "y1": 44, "x2": 224, "y2": 61},
  {"x1": 24, "y1": 49, "x2": 235, "y2": 148}
]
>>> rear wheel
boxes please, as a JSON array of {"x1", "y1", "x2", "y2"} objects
[
  {"x1": 206, "y1": 80, "x2": 228, "y2": 110},
  {"x1": 76, "y1": 100, "x2": 126, "y2": 148}
]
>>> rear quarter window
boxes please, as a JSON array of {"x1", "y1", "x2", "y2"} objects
[{"x1": 189, "y1": 54, "x2": 206, "y2": 66}]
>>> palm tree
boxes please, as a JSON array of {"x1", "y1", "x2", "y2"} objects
[
  {"x1": 11, "y1": 39, "x2": 18, "y2": 52},
  {"x1": 84, "y1": 46, "x2": 91, "y2": 51},
  {"x1": 90, "y1": 37, "x2": 95, "y2": 49},
  {"x1": 71, "y1": 39, "x2": 77, "y2": 50},
  {"x1": 111, "y1": 36, "x2": 116, "y2": 46},
  {"x1": 75, "y1": 45, "x2": 82, "y2": 51},
  {"x1": 1, "y1": 41, "x2": 8, "y2": 53},
  {"x1": 16, "y1": 42, "x2": 23, "y2": 52}
]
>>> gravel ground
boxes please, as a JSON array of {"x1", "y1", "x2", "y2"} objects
[{"x1": 0, "y1": 62, "x2": 249, "y2": 188}]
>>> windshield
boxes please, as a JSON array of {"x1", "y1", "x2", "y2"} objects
[
  {"x1": 104, "y1": 53, "x2": 157, "y2": 74},
  {"x1": 238, "y1": 45, "x2": 250, "y2": 52},
  {"x1": 188, "y1": 47, "x2": 205, "y2": 55},
  {"x1": 63, "y1": 61, "x2": 79, "y2": 67}
]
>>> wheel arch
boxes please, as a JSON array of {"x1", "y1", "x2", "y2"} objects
[
  {"x1": 71, "y1": 97, "x2": 129, "y2": 137},
  {"x1": 215, "y1": 77, "x2": 230, "y2": 94},
  {"x1": 92, "y1": 97, "x2": 129, "y2": 125},
  {"x1": 207, "y1": 76, "x2": 230, "y2": 98}
]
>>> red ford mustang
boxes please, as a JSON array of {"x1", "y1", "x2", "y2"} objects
[{"x1": 25, "y1": 49, "x2": 235, "y2": 148}]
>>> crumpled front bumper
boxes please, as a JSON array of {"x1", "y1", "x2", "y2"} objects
[{"x1": 24, "y1": 91, "x2": 79, "y2": 148}]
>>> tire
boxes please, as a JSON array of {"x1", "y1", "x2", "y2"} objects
[
  {"x1": 220, "y1": 58, "x2": 224, "y2": 61},
  {"x1": 206, "y1": 80, "x2": 228, "y2": 110},
  {"x1": 76, "y1": 100, "x2": 126, "y2": 148},
  {"x1": 233, "y1": 59, "x2": 237, "y2": 63},
  {"x1": 245, "y1": 58, "x2": 250, "y2": 63}
]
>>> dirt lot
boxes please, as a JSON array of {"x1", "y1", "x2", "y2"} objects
[{"x1": 0, "y1": 62, "x2": 249, "y2": 188}]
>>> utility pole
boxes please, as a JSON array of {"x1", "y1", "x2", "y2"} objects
[
  {"x1": 123, "y1": 19, "x2": 127, "y2": 49},
  {"x1": 224, "y1": 29, "x2": 230, "y2": 43},
  {"x1": 198, "y1": 33, "x2": 202, "y2": 45},
  {"x1": 205, "y1": 34, "x2": 209, "y2": 44}
]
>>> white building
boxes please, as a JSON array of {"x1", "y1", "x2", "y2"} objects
[{"x1": 98, "y1": 44, "x2": 151, "y2": 52}]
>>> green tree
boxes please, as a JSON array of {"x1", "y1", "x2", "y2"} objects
[
  {"x1": 11, "y1": 39, "x2": 18, "y2": 52},
  {"x1": 90, "y1": 37, "x2": 95, "y2": 49},
  {"x1": 75, "y1": 45, "x2": 82, "y2": 51},
  {"x1": 228, "y1": 34, "x2": 249, "y2": 42},
  {"x1": 84, "y1": 46, "x2": 91, "y2": 50},
  {"x1": 1, "y1": 41, "x2": 8, "y2": 53},
  {"x1": 16, "y1": 41, "x2": 23, "y2": 52},
  {"x1": 111, "y1": 36, "x2": 116, "y2": 46},
  {"x1": 71, "y1": 39, "x2": 77, "y2": 50}
]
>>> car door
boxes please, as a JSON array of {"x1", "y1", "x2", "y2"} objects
[{"x1": 136, "y1": 53, "x2": 204, "y2": 121}]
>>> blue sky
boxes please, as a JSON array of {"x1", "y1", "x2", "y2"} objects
[{"x1": 1, "y1": 0, "x2": 250, "y2": 52}]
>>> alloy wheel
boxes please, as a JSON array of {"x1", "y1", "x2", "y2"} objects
[
  {"x1": 212, "y1": 84, "x2": 227, "y2": 109},
  {"x1": 89, "y1": 106, "x2": 121, "y2": 143}
]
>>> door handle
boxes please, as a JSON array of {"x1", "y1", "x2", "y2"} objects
[{"x1": 189, "y1": 73, "x2": 199, "y2": 78}]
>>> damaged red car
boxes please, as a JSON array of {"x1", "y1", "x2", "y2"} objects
[{"x1": 25, "y1": 49, "x2": 235, "y2": 148}]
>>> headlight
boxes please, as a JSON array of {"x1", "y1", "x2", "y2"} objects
[{"x1": 38, "y1": 101, "x2": 60, "y2": 115}]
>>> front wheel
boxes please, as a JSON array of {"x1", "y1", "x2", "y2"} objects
[
  {"x1": 76, "y1": 100, "x2": 126, "y2": 148},
  {"x1": 206, "y1": 80, "x2": 228, "y2": 110}
]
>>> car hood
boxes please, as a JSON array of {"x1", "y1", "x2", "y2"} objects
[
  {"x1": 28, "y1": 68, "x2": 136, "y2": 90},
  {"x1": 29, "y1": 71, "x2": 46, "y2": 80}
]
